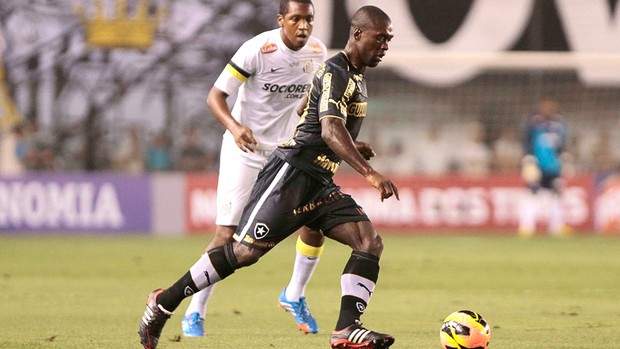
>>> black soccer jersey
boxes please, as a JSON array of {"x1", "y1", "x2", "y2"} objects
[{"x1": 274, "y1": 51, "x2": 368, "y2": 184}]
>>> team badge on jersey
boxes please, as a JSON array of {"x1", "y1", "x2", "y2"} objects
[
  {"x1": 254, "y1": 222, "x2": 270, "y2": 239},
  {"x1": 260, "y1": 43, "x2": 278, "y2": 54},
  {"x1": 303, "y1": 59, "x2": 314, "y2": 73}
]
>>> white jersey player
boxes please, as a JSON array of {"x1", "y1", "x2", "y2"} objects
[{"x1": 181, "y1": 0, "x2": 327, "y2": 337}]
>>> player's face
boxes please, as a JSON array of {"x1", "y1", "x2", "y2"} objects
[
  {"x1": 278, "y1": 1, "x2": 315, "y2": 51},
  {"x1": 357, "y1": 20, "x2": 393, "y2": 68},
  {"x1": 539, "y1": 99, "x2": 558, "y2": 117}
]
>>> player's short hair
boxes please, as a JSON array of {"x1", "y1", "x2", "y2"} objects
[
  {"x1": 350, "y1": 5, "x2": 391, "y2": 31},
  {"x1": 279, "y1": 0, "x2": 313, "y2": 17}
]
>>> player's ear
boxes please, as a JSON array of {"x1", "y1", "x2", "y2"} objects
[
  {"x1": 277, "y1": 14, "x2": 284, "y2": 28},
  {"x1": 353, "y1": 27, "x2": 363, "y2": 40}
]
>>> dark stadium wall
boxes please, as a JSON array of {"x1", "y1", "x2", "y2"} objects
[{"x1": 325, "y1": 0, "x2": 617, "y2": 51}]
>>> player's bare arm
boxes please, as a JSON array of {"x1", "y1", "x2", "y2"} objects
[
  {"x1": 206, "y1": 87, "x2": 258, "y2": 152},
  {"x1": 354, "y1": 140, "x2": 376, "y2": 160},
  {"x1": 296, "y1": 94, "x2": 309, "y2": 116},
  {"x1": 320, "y1": 116, "x2": 399, "y2": 201}
]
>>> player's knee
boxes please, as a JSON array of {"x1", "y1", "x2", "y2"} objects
[
  {"x1": 299, "y1": 227, "x2": 325, "y2": 247},
  {"x1": 205, "y1": 226, "x2": 237, "y2": 252},
  {"x1": 232, "y1": 243, "x2": 263, "y2": 267},
  {"x1": 351, "y1": 232, "x2": 383, "y2": 257},
  {"x1": 364, "y1": 234, "x2": 384, "y2": 257}
]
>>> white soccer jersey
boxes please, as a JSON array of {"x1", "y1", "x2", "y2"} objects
[{"x1": 214, "y1": 28, "x2": 327, "y2": 151}]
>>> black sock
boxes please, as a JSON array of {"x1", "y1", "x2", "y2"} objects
[
  {"x1": 156, "y1": 244, "x2": 239, "y2": 312},
  {"x1": 335, "y1": 251, "x2": 380, "y2": 330},
  {"x1": 209, "y1": 243, "x2": 238, "y2": 279},
  {"x1": 156, "y1": 271, "x2": 197, "y2": 312}
]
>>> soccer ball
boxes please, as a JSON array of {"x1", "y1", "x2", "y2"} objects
[{"x1": 439, "y1": 310, "x2": 491, "y2": 349}]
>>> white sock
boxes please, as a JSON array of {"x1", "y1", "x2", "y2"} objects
[
  {"x1": 189, "y1": 253, "x2": 223, "y2": 290},
  {"x1": 184, "y1": 285, "x2": 215, "y2": 318},
  {"x1": 284, "y1": 236, "x2": 323, "y2": 301},
  {"x1": 519, "y1": 190, "x2": 538, "y2": 233},
  {"x1": 548, "y1": 193, "x2": 564, "y2": 235}
]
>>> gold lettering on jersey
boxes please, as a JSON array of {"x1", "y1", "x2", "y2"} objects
[
  {"x1": 281, "y1": 138, "x2": 297, "y2": 147},
  {"x1": 347, "y1": 102, "x2": 367, "y2": 117},
  {"x1": 293, "y1": 191, "x2": 346, "y2": 215},
  {"x1": 320, "y1": 72, "x2": 332, "y2": 113},
  {"x1": 315, "y1": 64, "x2": 326, "y2": 79},
  {"x1": 314, "y1": 154, "x2": 340, "y2": 173},
  {"x1": 344, "y1": 79, "x2": 355, "y2": 100},
  {"x1": 339, "y1": 102, "x2": 347, "y2": 116}
]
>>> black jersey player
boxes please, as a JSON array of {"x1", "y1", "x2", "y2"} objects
[{"x1": 139, "y1": 6, "x2": 398, "y2": 349}]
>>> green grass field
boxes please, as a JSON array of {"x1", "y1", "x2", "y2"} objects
[{"x1": 1, "y1": 233, "x2": 619, "y2": 348}]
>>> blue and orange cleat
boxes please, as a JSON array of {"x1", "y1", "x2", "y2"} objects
[
  {"x1": 278, "y1": 288, "x2": 319, "y2": 334},
  {"x1": 181, "y1": 312, "x2": 205, "y2": 337}
]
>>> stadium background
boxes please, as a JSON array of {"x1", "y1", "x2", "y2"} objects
[{"x1": 1, "y1": 0, "x2": 619, "y2": 234}]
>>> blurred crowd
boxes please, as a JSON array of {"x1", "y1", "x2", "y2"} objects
[
  {"x1": 0, "y1": 121, "x2": 220, "y2": 174},
  {"x1": 369, "y1": 119, "x2": 620, "y2": 177},
  {"x1": 2, "y1": 115, "x2": 619, "y2": 176}
]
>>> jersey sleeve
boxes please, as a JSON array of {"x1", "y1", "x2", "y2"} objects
[
  {"x1": 317, "y1": 66, "x2": 353, "y2": 122},
  {"x1": 558, "y1": 119, "x2": 568, "y2": 153},
  {"x1": 522, "y1": 120, "x2": 534, "y2": 155},
  {"x1": 213, "y1": 39, "x2": 259, "y2": 96}
]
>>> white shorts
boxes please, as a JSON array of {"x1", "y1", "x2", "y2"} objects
[{"x1": 215, "y1": 133, "x2": 274, "y2": 226}]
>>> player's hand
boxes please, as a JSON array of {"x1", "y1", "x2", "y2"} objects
[
  {"x1": 365, "y1": 170, "x2": 399, "y2": 202},
  {"x1": 231, "y1": 125, "x2": 258, "y2": 152},
  {"x1": 521, "y1": 154, "x2": 541, "y2": 184},
  {"x1": 355, "y1": 141, "x2": 376, "y2": 160}
]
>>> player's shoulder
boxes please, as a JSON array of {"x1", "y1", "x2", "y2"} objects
[{"x1": 322, "y1": 51, "x2": 353, "y2": 76}]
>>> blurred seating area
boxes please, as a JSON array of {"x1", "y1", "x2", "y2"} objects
[{"x1": 2, "y1": 114, "x2": 618, "y2": 176}]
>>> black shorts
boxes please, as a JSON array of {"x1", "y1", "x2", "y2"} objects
[
  {"x1": 233, "y1": 156, "x2": 369, "y2": 250},
  {"x1": 529, "y1": 173, "x2": 562, "y2": 194}
]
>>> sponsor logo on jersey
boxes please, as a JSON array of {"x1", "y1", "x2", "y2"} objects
[
  {"x1": 347, "y1": 102, "x2": 367, "y2": 117},
  {"x1": 262, "y1": 83, "x2": 310, "y2": 99},
  {"x1": 260, "y1": 43, "x2": 278, "y2": 54},
  {"x1": 314, "y1": 154, "x2": 340, "y2": 174},
  {"x1": 308, "y1": 43, "x2": 324, "y2": 54},
  {"x1": 242, "y1": 234, "x2": 276, "y2": 249},
  {"x1": 320, "y1": 72, "x2": 332, "y2": 112},
  {"x1": 292, "y1": 190, "x2": 345, "y2": 215},
  {"x1": 262, "y1": 83, "x2": 310, "y2": 93},
  {"x1": 254, "y1": 222, "x2": 270, "y2": 239}
]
